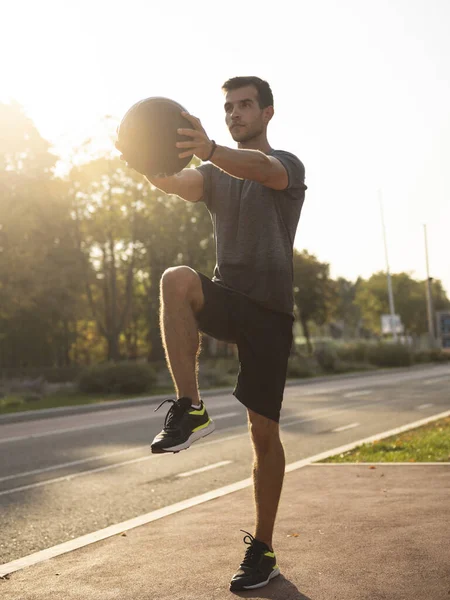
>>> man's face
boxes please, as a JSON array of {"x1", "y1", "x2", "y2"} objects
[{"x1": 224, "y1": 85, "x2": 271, "y2": 143}]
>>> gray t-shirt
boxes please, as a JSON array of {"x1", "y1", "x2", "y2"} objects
[{"x1": 197, "y1": 149, "x2": 307, "y2": 316}]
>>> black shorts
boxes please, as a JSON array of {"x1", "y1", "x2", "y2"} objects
[{"x1": 195, "y1": 272, "x2": 293, "y2": 423}]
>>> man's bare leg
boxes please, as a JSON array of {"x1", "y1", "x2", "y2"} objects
[
  {"x1": 247, "y1": 408, "x2": 285, "y2": 550},
  {"x1": 159, "y1": 266, "x2": 204, "y2": 404}
]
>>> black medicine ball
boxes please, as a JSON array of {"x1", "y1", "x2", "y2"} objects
[{"x1": 117, "y1": 97, "x2": 193, "y2": 177}]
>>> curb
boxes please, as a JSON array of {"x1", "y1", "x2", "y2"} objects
[{"x1": 0, "y1": 364, "x2": 445, "y2": 425}]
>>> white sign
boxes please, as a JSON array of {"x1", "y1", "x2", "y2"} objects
[{"x1": 381, "y1": 314, "x2": 404, "y2": 335}]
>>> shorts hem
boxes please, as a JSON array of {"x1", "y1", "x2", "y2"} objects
[{"x1": 232, "y1": 389, "x2": 281, "y2": 423}]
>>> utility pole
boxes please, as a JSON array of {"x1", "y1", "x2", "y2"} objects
[
  {"x1": 423, "y1": 224, "x2": 435, "y2": 346},
  {"x1": 379, "y1": 190, "x2": 398, "y2": 342}
]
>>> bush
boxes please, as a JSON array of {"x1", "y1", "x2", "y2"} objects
[
  {"x1": 0, "y1": 366, "x2": 81, "y2": 383},
  {"x1": 287, "y1": 354, "x2": 318, "y2": 378},
  {"x1": 367, "y1": 343, "x2": 413, "y2": 367},
  {"x1": 413, "y1": 350, "x2": 433, "y2": 364},
  {"x1": 336, "y1": 342, "x2": 372, "y2": 364},
  {"x1": 415, "y1": 349, "x2": 450, "y2": 363},
  {"x1": 77, "y1": 362, "x2": 157, "y2": 394},
  {"x1": 197, "y1": 356, "x2": 239, "y2": 388},
  {"x1": 314, "y1": 344, "x2": 340, "y2": 373}
]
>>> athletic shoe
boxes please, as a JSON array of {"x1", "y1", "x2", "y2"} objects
[
  {"x1": 150, "y1": 397, "x2": 215, "y2": 454},
  {"x1": 229, "y1": 530, "x2": 280, "y2": 591}
]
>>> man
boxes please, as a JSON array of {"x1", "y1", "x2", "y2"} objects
[{"x1": 117, "y1": 76, "x2": 307, "y2": 591}]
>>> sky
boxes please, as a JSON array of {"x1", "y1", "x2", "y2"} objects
[{"x1": 2, "y1": 0, "x2": 450, "y2": 298}]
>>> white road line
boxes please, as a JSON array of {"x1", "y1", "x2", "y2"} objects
[
  {"x1": 0, "y1": 415, "x2": 155, "y2": 445},
  {"x1": 343, "y1": 390, "x2": 372, "y2": 398},
  {"x1": 0, "y1": 454, "x2": 160, "y2": 498},
  {"x1": 0, "y1": 446, "x2": 150, "y2": 483},
  {"x1": 2, "y1": 408, "x2": 449, "y2": 578},
  {"x1": 418, "y1": 403, "x2": 434, "y2": 410},
  {"x1": 285, "y1": 409, "x2": 450, "y2": 473},
  {"x1": 310, "y1": 462, "x2": 450, "y2": 466},
  {"x1": 0, "y1": 399, "x2": 387, "y2": 496},
  {"x1": 280, "y1": 398, "x2": 376, "y2": 431},
  {"x1": 212, "y1": 412, "x2": 239, "y2": 420},
  {"x1": 423, "y1": 376, "x2": 450, "y2": 385},
  {"x1": 0, "y1": 409, "x2": 240, "y2": 446},
  {"x1": 0, "y1": 415, "x2": 240, "y2": 483},
  {"x1": 332, "y1": 422, "x2": 360, "y2": 432},
  {"x1": 177, "y1": 460, "x2": 232, "y2": 478}
]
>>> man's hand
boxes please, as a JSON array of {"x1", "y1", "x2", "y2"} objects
[{"x1": 176, "y1": 112, "x2": 214, "y2": 161}]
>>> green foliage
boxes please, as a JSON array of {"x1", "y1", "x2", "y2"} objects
[
  {"x1": 366, "y1": 343, "x2": 413, "y2": 367},
  {"x1": 77, "y1": 362, "x2": 156, "y2": 394},
  {"x1": 414, "y1": 349, "x2": 450, "y2": 363},
  {"x1": 286, "y1": 354, "x2": 319, "y2": 378},
  {"x1": 0, "y1": 366, "x2": 81, "y2": 383},
  {"x1": 335, "y1": 342, "x2": 372, "y2": 363},
  {"x1": 293, "y1": 250, "x2": 336, "y2": 352},
  {"x1": 314, "y1": 344, "x2": 341, "y2": 372},
  {"x1": 355, "y1": 271, "x2": 450, "y2": 335},
  {"x1": 331, "y1": 277, "x2": 362, "y2": 336}
]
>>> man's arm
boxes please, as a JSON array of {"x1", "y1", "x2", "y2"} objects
[
  {"x1": 175, "y1": 113, "x2": 288, "y2": 191},
  {"x1": 147, "y1": 168, "x2": 204, "y2": 203},
  {"x1": 209, "y1": 146, "x2": 288, "y2": 191},
  {"x1": 114, "y1": 140, "x2": 204, "y2": 203}
]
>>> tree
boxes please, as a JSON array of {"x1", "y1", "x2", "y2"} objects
[
  {"x1": 69, "y1": 156, "x2": 140, "y2": 361},
  {"x1": 331, "y1": 277, "x2": 363, "y2": 338},
  {"x1": 0, "y1": 101, "x2": 81, "y2": 368},
  {"x1": 355, "y1": 272, "x2": 450, "y2": 335},
  {"x1": 293, "y1": 250, "x2": 337, "y2": 353},
  {"x1": 135, "y1": 165, "x2": 215, "y2": 360}
]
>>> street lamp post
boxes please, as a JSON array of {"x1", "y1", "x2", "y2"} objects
[
  {"x1": 379, "y1": 190, "x2": 398, "y2": 342},
  {"x1": 423, "y1": 224, "x2": 435, "y2": 346}
]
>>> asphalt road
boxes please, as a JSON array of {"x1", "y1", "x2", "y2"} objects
[{"x1": 1, "y1": 364, "x2": 449, "y2": 565}]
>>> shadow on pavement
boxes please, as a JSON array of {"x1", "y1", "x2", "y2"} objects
[{"x1": 231, "y1": 575, "x2": 312, "y2": 599}]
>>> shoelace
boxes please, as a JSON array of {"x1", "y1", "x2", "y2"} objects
[
  {"x1": 239, "y1": 530, "x2": 266, "y2": 569},
  {"x1": 154, "y1": 399, "x2": 187, "y2": 431}
]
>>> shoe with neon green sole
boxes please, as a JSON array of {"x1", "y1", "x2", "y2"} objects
[
  {"x1": 230, "y1": 531, "x2": 280, "y2": 591},
  {"x1": 150, "y1": 397, "x2": 215, "y2": 453}
]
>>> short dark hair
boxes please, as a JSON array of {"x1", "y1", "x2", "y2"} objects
[{"x1": 222, "y1": 76, "x2": 274, "y2": 109}]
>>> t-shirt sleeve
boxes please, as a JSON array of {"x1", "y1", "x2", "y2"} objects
[
  {"x1": 272, "y1": 150, "x2": 307, "y2": 191},
  {"x1": 195, "y1": 163, "x2": 214, "y2": 209}
]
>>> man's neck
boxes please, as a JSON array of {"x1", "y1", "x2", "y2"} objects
[{"x1": 238, "y1": 137, "x2": 272, "y2": 154}]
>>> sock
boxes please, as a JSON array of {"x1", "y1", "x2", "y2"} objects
[{"x1": 191, "y1": 401, "x2": 202, "y2": 409}]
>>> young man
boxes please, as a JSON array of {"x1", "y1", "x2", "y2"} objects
[{"x1": 117, "y1": 76, "x2": 307, "y2": 591}]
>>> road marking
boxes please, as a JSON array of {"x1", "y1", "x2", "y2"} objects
[
  {"x1": 0, "y1": 413, "x2": 240, "y2": 482},
  {"x1": 343, "y1": 390, "x2": 372, "y2": 398},
  {"x1": 423, "y1": 376, "x2": 450, "y2": 385},
  {"x1": 212, "y1": 412, "x2": 239, "y2": 420},
  {"x1": 285, "y1": 409, "x2": 450, "y2": 473},
  {"x1": 0, "y1": 399, "x2": 384, "y2": 496},
  {"x1": 0, "y1": 410, "x2": 240, "y2": 445},
  {"x1": 0, "y1": 454, "x2": 161, "y2": 498},
  {"x1": 0, "y1": 415, "x2": 155, "y2": 445},
  {"x1": 418, "y1": 403, "x2": 434, "y2": 410},
  {"x1": 310, "y1": 462, "x2": 450, "y2": 466},
  {"x1": 177, "y1": 460, "x2": 232, "y2": 478},
  {"x1": 1, "y1": 408, "x2": 449, "y2": 578},
  {"x1": 332, "y1": 422, "x2": 360, "y2": 432},
  {"x1": 0, "y1": 446, "x2": 150, "y2": 483}
]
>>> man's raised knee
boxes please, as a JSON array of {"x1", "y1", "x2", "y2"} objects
[{"x1": 160, "y1": 266, "x2": 204, "y2": 312}]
